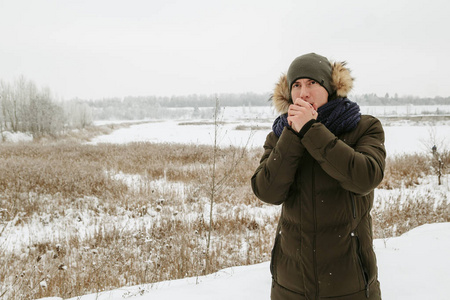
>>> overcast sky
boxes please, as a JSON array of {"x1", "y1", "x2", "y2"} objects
[{"x1": 1, "y1": 0, "x2": 449, "y2": 100}]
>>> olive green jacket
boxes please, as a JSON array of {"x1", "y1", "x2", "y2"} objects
[{"x1": 251, "y1": 115, "x2": 386, "y2": 299}]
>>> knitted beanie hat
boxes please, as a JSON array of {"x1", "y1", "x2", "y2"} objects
[{"x1": 286, "y1": 53, "x2": 333, "y2": 95}]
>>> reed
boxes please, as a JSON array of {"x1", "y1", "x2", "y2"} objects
[{"x1": 0, "y1": 141, "x2": 448, "y2": 299}]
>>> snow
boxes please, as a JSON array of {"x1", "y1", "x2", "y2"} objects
[
  {"x1": 89, "y1": 120, "x2": 269, "y2": 149},
  {"x1": 1, "y1": 131, "x2": 33, "y2": 142},
  {"x1": 88, "y1": 106, "x2": 450, "y2": 156},
  {"x1": 38, "y1": 222, "x2": 450, "y2": 300},
  {"x1": 374, "y1": 223, "x2": 450, "y2": 300},
  {"x1": 88, "y1": 120, "x2": 449, "y2": 155},
  {"x1": 9, "y1": 104, "x2": 450, "y2": 300},
  {"x1": 383, "y1": 125, "x2": 449, "y2": 155}
]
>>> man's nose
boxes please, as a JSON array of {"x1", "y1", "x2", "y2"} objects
[{"x1": 299, "y1": 87, "x2": 309, "y2": 99}]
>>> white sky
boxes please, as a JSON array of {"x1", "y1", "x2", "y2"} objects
[{"x1": 1, "y1": 0, "x2": 449, "y2": 100}]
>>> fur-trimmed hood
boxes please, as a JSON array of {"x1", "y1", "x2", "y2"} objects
[{"x1": 272, "y1": 61, "x2": 354, "y2": 114}]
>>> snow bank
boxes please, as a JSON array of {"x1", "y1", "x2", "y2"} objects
[
  {"x1": 1, "y1": 131, "x2": 33, "y2": 142},
  {"x1": 39, "y1": 222, "x2": 450, "y2": 300},
  {"x1": 375, "y1": 222, "x2": 450, "y2": 300}
]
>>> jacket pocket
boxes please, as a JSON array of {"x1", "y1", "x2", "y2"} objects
[
  {"x1": 270, "y1": 230, "x2": 281, "y2": 281},
  {"x1": 351, "y1": 231, "x2": 370, "y2": 298}
]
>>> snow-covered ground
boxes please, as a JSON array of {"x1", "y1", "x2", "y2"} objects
[
  {"x1": 0, "y1": 130, "x2": 33, "y2": 142},
  {"x1": 78, "y1": 106, "x2": 450, "y2": 300},
  {"x1": 39, "y1": 222, "x2": 450, "y2": 300},
  {"x1": 3, "y1": 105, "x2": 449, "y2": 156},
  {"x1": 88, "y1": 119, "x2": 449, "y2": 156},
  {"x1": 5, "y1": 104, "x2": 449, "y2": 300},
  {"x1": 89, "y1": 105, "x2": 450, "y2": 156}
]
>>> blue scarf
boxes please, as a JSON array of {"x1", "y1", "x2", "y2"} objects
[{"x1": 272, "y1": 98, "x2": 361, "y2": 137}]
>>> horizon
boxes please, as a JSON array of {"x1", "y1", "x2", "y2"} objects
[{"x1": 3, "y1": 75, "x2": 450, "y2": 102}]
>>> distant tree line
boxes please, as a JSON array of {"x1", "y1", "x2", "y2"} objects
[
  {"x1": 88, "y1": 92, "x2": 271, "y2": 108},
  {"x1": 84, "y1": 92, "x2": 450, "y2": 120},
  {"x1": 0, "y1": 76, "x2": 92, "y2": 139},
  {"x1": 84, "y1": 92, "x2": 271, "y2": 120},
  {"x1": 352, "y1": 93, "x2": 450, "y2": 106}
]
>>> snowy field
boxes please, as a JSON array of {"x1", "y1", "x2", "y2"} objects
[
  {"x1": 4, "y1": 104, "x2": 448, "y2": 300},
  {"x1": 90, "y1": 105, "x2": 450, "y2": 156},
  {"x1": 64, "y1": 105, "x2": 449, "y2": 300},
  {"x1": 89, "y1": 119, "x2": 450, "y2": 156}
]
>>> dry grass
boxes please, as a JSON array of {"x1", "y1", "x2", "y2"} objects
[
  {"x1": 0, "y1": 140, "x2": 448, "y2": 299},
  {"x1": 379, "y1": 151, "x2": 449, "y2": 189},
  {"x1": 0, "y1": 141, "x2": 272, "y2": 299},
  {"x1": 234, "y1": 125, "x2": 272, "y2": 131},
  {"x1": 372, "y1": 187, "x2": 450, "y2": 241}
]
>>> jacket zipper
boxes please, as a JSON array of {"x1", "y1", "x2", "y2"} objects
[
  {"x1": 351, "y1": 193, "x2": 356, "y2": 219},
  {"x1": 312, "y1": 163, "x2": 319, "y2": 299}
]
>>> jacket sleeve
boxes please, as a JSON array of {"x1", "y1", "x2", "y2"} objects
[
  {"x1": 301, "y1": 117, "x2": 386, "y2": 195},
  {"x1": 251, "y1": 127, "x2": 306, "y2": 205}
]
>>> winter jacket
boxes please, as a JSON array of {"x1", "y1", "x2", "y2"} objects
[{"x1": 251, "y1": 67, "x2": 386, "y2": 300}]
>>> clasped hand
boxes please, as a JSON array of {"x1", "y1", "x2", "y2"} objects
[{"x1": 287, "y1": 99, "x2": 318, "y2": 133}]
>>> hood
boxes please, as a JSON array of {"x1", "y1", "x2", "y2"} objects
[{"x1": 271, "y1": 61, "x2": 354, "y2": 114}]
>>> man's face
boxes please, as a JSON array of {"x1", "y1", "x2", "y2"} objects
[{"x1": 291, "y1": 78, "x2": 329, "y2": 110}]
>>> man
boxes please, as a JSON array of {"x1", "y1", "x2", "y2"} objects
[{"x1": 251, "y1": 53, "x2": 386, "y2": 299}]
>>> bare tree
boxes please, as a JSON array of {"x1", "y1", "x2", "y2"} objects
[
  {"x1": 422, "y1": 126, "x2": 448, "y2": 185},
  {"x1": 63, "y1": 100, "x2": 93, "y2": 129},
  {"x1": 431, "y1": 145, "x2": 447, "y2": 185},
  {"x1": 204, "y1": 96, "x2": 254, "y2": 274},
  {"x1": 0, "y1": 80, "x2": 18, "y2": 132},
  {"x1": 0, "y1": 76, "x2": 70, "y2": 138}
]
